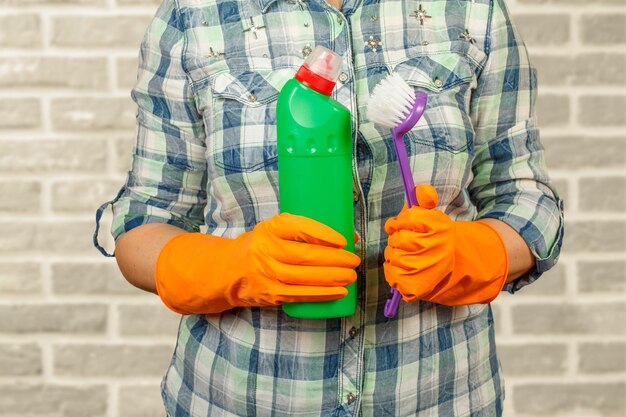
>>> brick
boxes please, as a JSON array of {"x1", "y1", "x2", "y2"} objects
[
  {"x1": 578, "y1": 260, "x2": 626, "y2": 293},
  {"x1": 515, "y1": 263, "x2": 566, "y2": 296},
  {"x1": 0, "y1": 98, "x2": 40, "y2": 129},
  {"x1": 0, "y1": 343, "x2": 42, "y2": 375},
  {"x1": 534, "y1": 54, "x2": 626, "y2": 87},
  {"x1": 537, "y1": 94, "x2": 569, "y2": 126},
  {"x1": 0, "y1": 180, "x2": 41, "y2": 213},
  {"x1": 0, "y1": 14, "x2": 40, "y2": 48},
  {"x1": 52, "y1": 16, "x2": 151, "y2": 48},
  {"x1": 51, "y1": 97, "x2": 135, "y2": 131},
  {"x1": 581, "y1": 14, "x2": 626, "y2": 45},
  {"x1": 0, "y1": 263, "x2": 42, "y2": 294},
  {"x1": 579, "y1": 95, "x2": 626, "y2": 127},
  {"x1": 0, "y1": 0, "x2": 105, "y2": 4},
  {"x1": 569, "y1": 54, "x2": 625, "y2": 86},
  {"x1": 513, "y1": 14, "x2": 569, "y2": 47},
  {"x1": 119, "y1": 385, "x2": 164, "y2": 417},
  {"x1": 0, "y1": 221, "x2": 98, "y2": 255},
  {"x1": 52, "y1": 262, "x2": 138, "y2": 295},
  {"x1": 563, "y1": 221, "x2": 625, "y2": 253},
  {"x1": 118, "y1": 304, "x2": 180, "y2": 336},
  {"x1": 0, "y1": 384, "x2": 107, "y2": 417},
  {"x1": 579, "y1": 342, "x2": 626, "y2": 374},
  {"x1": 114, "y1": 137, "x2": 135, "y2": 173},
  {"x1": 514, "y1": 383, "x2": 625, "y2": 416},
  {"x1": 497, "y1": 343, "x2": 567, "y2": 376},
  {"x1": 0, "y1": 139, "x2": 107, "y2": 173},
  {"x1": 117, "y1": 56, "x2": 139, "y2": 89},
  {"x1": 579, "y1": 176, "x2": 626, "y2": 212},
  {"x1": 0, "y1": 57, "x2": 108, "y2": 89},
  {"x1": 52, "y1": 180, "x2": 123, "y2": 213},
  {"x1": 54, "y1": 344, "x2": 173, "y2": 377},
  {"x1": 0, "y1": 304, "x2": 107, "y2": 334},
  {"x1": 542, "y1": 136, "x2": 625, "y2": 170},
  {"x1": 512, "y1": 303, "x2": 625, "y2": 335}
]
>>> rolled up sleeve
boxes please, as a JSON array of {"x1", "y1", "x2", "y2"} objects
[
  {"x1": 109, "y1": 1, "x2": 207, "y2": 243},
  {"x1": 468, "y1": 0, "x2": 565, "y2": 294}
]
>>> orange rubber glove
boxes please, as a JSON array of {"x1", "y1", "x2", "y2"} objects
[
  {"x1": 155, "y1": 213, "x2": 361, "y2": 315},
  {"x1": 383, "y1": 185, "x2": 509, "y2": 306}
]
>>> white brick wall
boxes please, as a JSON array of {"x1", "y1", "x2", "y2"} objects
[
  {"x1": 493, "y1": 1, "x2": 626, "y2": 415},
  {"x1": 0, "y1": 0, "x2": 624, "y2": 416}
]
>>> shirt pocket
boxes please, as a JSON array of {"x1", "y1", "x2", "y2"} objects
[
  {"x1": 207, "y1": 67, "x2": 296, "y2": 173},
  {"x1": 391, "y1": 49, "x2": 478, "y2": 154}
]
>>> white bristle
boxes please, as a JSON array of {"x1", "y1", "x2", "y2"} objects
[{"x1": 366, "y1": 73, "x2": 416, "y2": 129}]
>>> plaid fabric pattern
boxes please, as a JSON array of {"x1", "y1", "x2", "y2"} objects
[{"x1": 93, "y1": 0, "x2": 564, "y2": 415}]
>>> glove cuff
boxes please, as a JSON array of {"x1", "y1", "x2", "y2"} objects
[
  {"x1": 155, "y1": 232, "x2": 234, "y2": 315},
  {"x1": 454, "y1": 220, "x2": 509, "y2": 304}
]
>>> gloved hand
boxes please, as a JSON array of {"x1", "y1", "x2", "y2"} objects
[
  {"x1": 384, "y1": 185, "x2": 509, "y2": 306},
  {"x1": 155, "y1": 213, "x2": 361, "y2": 315}
]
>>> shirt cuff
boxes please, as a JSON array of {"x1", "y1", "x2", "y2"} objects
[
  {"x1": 111, "y1": 195, "x2": 203, "y2": 243},
  {"x1": 479, "y1": 197, "x2": 565, "y2": 294}
]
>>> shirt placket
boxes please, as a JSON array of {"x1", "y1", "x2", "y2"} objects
[{"x1": 322, "y1": 1, "x2": 366, "y2": 414}]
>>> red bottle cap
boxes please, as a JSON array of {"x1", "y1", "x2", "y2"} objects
[{"x1": 295, "y1": 46, "x2": 342, "y2": 96}]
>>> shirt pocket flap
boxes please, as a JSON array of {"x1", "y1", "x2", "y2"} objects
[
  {"x1": 393, "y1": 52, "x2": 476, "y2": 92},
  {"x1": 210, "y1": 67, "x2": 296, "y2": 106}
]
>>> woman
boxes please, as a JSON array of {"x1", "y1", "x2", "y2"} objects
[{"x1": 94, "y1": 0, "x2": 564, "y2": 415}]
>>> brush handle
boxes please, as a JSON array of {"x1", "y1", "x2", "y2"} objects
[
  {"x1": 384, "y1": 128, "x2": 419, "y2": 318},
  {"x1": 391, "y1": 129, "x2": 419, "y2": 208}
]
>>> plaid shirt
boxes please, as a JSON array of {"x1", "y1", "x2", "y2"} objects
[{"x1": 94, "y1": 0, "x2": 564, "y2": 415}]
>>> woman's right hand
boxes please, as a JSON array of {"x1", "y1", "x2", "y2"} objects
[{"x1": 155, "y1": 213, "x2": 361, "y2": 315}]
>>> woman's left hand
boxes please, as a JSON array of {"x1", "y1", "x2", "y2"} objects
[{"x1": 384, "y1": 185, "x2": 509, "y2": 306}]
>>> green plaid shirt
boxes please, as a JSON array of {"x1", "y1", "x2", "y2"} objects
[{"x1": 94, "y1": 0, "x2": 564, "y2": 415}]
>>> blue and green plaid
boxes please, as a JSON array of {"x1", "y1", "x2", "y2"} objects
[{"x1": 94, "y1": 0, "x2": 564, "y2": 415}]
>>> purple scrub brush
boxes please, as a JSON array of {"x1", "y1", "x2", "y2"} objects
[{"x1": 367, "y1": 73, "x2": 428, "y2": 318}]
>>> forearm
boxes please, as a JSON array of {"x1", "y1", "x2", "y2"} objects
[
  {"x1": 114, "y1": 217, "x2": 532, "y2": 298},
  {"x1": 114, "y1": 223, "x2": 189, "y2": 294},
  {"x1": 478, "y1": 218, "x2": 535, "y2": 283}
]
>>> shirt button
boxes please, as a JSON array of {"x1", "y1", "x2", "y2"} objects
[
  {"x1": 338, "y1": 72, "x2": 349, "y2": 82},
  {"x1": 353, "y1": 190, "x2": 359, "y2": 202},
  {"x1": 348, "y1": 326, "x2": 358, "y2": 338},
  {"x1": 347, "y1": 393, "x2": 356, "y2": 404},
  {"x1": 434, "y1": 79, "x2": 443, "y2": 88},
  {"x1": 337, "y1": 15, "x2": 343, "y2": 25},
  {"x1": 247, "y1": 93, "x2": 257, "y2": 103}
]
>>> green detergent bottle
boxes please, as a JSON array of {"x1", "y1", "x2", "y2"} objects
[{"x1": 277, "y1": 46, "x2": 356, "y2": 319}]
